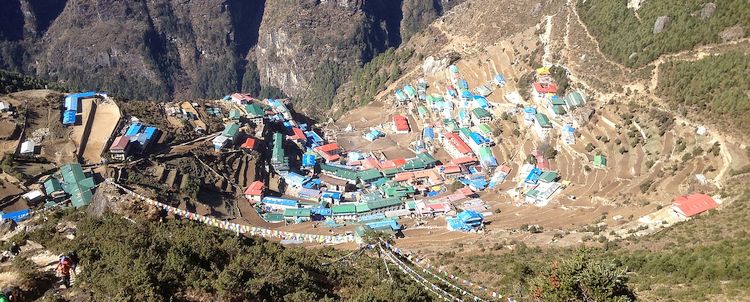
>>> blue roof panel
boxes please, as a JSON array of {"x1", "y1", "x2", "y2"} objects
[
  {"x1": 262, "y1": 197, "x2": 299, "y2": 207},
  {"x1": 62, "y1": 110, "x2": 77, "y2": 125},
  {"x1": 125, "y1": 123, "x2": 142, "y2": 137}
]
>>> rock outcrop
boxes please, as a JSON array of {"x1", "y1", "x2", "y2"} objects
[
  {"x1": 0, "y1": 0, "x2": 462, "y2": 114},
  {"x1": 700, "y1": 3, "x2": 717, "y2": 19},
  {"x1": 719, "y1": 25, "x2": 745, "y2": 43}
]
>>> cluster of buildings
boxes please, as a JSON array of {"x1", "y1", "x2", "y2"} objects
[
  {"x1": 109, "y1": 122, "x2": 161, "y2": 160},
  {"x1": 8, "y1": 163, "x2": 98, "y2": 223},
  {"x1": 233, "y1": 66, "x2": 520, "y2": 233}
]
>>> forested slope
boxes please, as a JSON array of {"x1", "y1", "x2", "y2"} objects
[
  {"x1": 657, "y1": 51, "x2": 750, "y2": 134},
  {"x1": 578, "y1": 0, "x2": 749, "y2": 67},
  {"x1": 13, "y1": 212, "x2": 432, "y2": 301}
]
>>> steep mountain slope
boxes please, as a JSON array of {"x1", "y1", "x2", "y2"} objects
[{"x1": 0, "y1": 0, "x2": 461, "y2": 114}]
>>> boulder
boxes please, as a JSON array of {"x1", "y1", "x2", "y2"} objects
[
  {"x1": 719, "y1": 25, "x2": 745, "y2": 43},
  {"x1": 653, "y1": 16, "x2": 671, "y2": 34},
  {"x1": 422, "y1": 56, "x2": 450, "y2": 75},
  {"x1": 531, "y1": 2, "x2": 543, "y2": 17},
  {"x1": 700, "y1": 3, "x2": 716, "y2": 19},
  {"x1": 0, "y1": 219, "x2": 17, "y2": 236}
]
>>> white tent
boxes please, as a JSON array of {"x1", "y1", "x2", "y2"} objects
[{"x1": 20, "y1": 140, "x2": 35, "y2": 155}]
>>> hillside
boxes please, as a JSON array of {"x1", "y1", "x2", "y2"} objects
[
  {"x1": 3, "y1": 211, "x2": 433, "y2": 301},
  {"x1": 0, "y1": 0, "x2": 462, "y2": 115},
  {"x1": 578, "y1": 0, "x2": 749, "y2": 67}
]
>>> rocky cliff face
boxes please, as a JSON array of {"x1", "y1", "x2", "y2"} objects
[{"x1": 0, "y1": 0, "x2": 461, "y2": 114}]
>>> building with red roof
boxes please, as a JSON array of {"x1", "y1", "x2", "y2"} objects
[
  {"x1": 231, "y1": 93, "x2": 253, "y2": 104},
  {"x1": 109, "y1": 135, "x2": 130, "y2": 160},
  {"x1": 533, "y1": 82, "x2": 557, "y2": 94},
  {"x1": 380, "y1": 158, "x2": 407, "y2": 170},
  {"x1": 450, "y1": 156, "x2": 477, "y2": 166},
  {"x1": 443, "y1": 133, "x2": 473, "y2": 159},
  {"x1": 442, "y1": 164, "x2": 461, "y2": 174},
  {"x1": 244, "y1": 181, "x2": 265, "y2": 202},
  {"x1": 672, "y1": 193, "x2": 717, "y2": 218},
  {"x1": 392, "y1": 115, "x2": 410, "y2": 133},
  {"x1": 288, "y1": 127, "x2": 306, "y2": 142},
  {"x1": 241, "y1": 137, "x2": 257, "y2": 151},
  {"x1": 315, "y1": 143, "x2": 343, "y2": 162}
]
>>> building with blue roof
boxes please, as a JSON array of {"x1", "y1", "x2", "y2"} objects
[
  {"x1": 423, "y1": 127, "x2": 435, "y2": 142},
  {"x1": 304, "y1": 130, "x2": 324, "y2": 147},
  {"x1": 0, "y1": 208, "x2": 31, "y2": 223},
  {"x1": 364, "y1": 128, "x2": 384, "y2": 142},
  {"x1": 359, "y1": 213, "x2": 386, "y2": 222},
  {"x1": 261, "y1": 196, "x2": 299, "y2": 211},
  {"x1": 395, "y1": 90, "x2": 407, "y2": 103},
  {"x1": 525, "y1": 167, "x2": 543, "y2": 185},
  {"x1": 321, "y1": 191, "x2": 343, "y2": 204},
  {"x1": 473, "y1": 95, "x2": 489, "y2": 108},
  {"x1": 122, "y1": 123, "x2": 159, "y2": 153},
  {"x1": 62, "y1": 110, "x2": 77, "y2": 125},
  {"x1": 494, "y1": 74, "x2": 506, "y2": 87},
  {"x1": 311, "y1": 207, "x2": 332, "y2": 217},
  {"x1": 365, "y1": 219, "x2": 402, "y2": 231},
  {"x1": 403, "y1": 85, "x2": 417, "y2": 99},
  {"x1": 562, "y1": 123, "x2": 575, "y2": 145},
  {"x1": 302, "y1": 152, "x2": 318, "y2": 168},
  {"x1": 125, "y1": 123, "x2": 142, "y2": 136},
  {"x1": 458, "y1": 79, "x2": 469, "y2": 90},
  {"x1": 523, "y1": 106, "x2": 537, "y2": 123},
  {"x1": 446, "y1": 210, "x2": 484, "y2": 232},
  {"x1": 283, "y1": 172, "x2": 309, "y2": 188}
]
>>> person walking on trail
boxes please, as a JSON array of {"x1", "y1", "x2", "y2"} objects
[
  {"x1": 67, "y1": 251, "x2": 80, "y2": 271},
  {"x1": 55, "y1": 255, "x2": 74, "y2": 288},
  {"x1": 0, "y1": 286, "x2": 18, "y2": 302},
  {"x1": 9, "y1": 243, "x2": 20, "y2": 257}
]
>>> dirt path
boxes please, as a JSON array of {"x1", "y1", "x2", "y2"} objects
[{"x1": 82, "y1": 99, "x2": 120, "y2": 164}]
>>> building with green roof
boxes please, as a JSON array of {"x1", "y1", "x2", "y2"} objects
[
  {"x1": 478, "y1": 124, "x2": 493, "y2": 136},
  {"x1": 539, "y1": 171, "x2": 558, "y2": 183},
  {"x1": 383, "y1": 168, "x2": 401, "y2": 177},
  {"x1": 59, "y1": 163, "x2": 96, "y2": 208},
  {"x1": 535, "y1": 113, "x2": 552, "y2": 128},
  {"x1": 471, "y1": 107, "x2": 493, "y2": 124},
  {"x1": 244, "y1": 103, "x2": 266, "y2": 125},
  {"x1": 222, "y1": 122, "x2": 240, "y2": 139},
  {"x1": 245, "y1": 103, "x2": 266, "y2": 117},
  {"x1": 334, "y1": 169, "x2": 358, "y2": 182},
  {"x1": 549, "y1": 97, "x2": 566, "y2": 106},
  {"x1": 366, "y1": 197, "x2": 402, "y2": 212},
  {"x1": 44, "y1": 178, "x2": 62, "y2": 195},
  {"x1": 416, "y1": 152, "x2": 438, "y2": 167},
  {"x1": 283, "y1": 208, "x2": 312, "y2": 222},
  {"x1": 228, "y1": 108, "x2": 241, "y2": 120},
  {"x1": 552, "y1": 105, "x2": 567, "y2": 116},
  {"x1": 271, "y1": 132, "x2": 289, "y2": 171},
  {"x1": 401, "y1": 158, "x2": 427, "y2": 171},
  {"x1": 383, "y1": 185, "x2": 415, "y2": 198},
  {"x1": 358, "y1": 169, "x2": 384, "y2": 183},
  {"x1": 263, "y1": 213, "x2": 285, "y2": 223},
  {"x1": 564, "y1": 91, "x2": 585, "y2": 109},
  {"x1": 332, "y1": 204, "x2": 357, "y2": 214},
  {"x1": 443, "y1": 119, "x2": 459, "y2": 132},
  {"x1": 594, "y1": 154, "x2": 607, "y2": 169},
  {"x1": 417, "y1": 106, "x2": 428, "y2": 118},
  {"x1": 355, "y1": 203, "x2": 371, "y2": 214}
]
